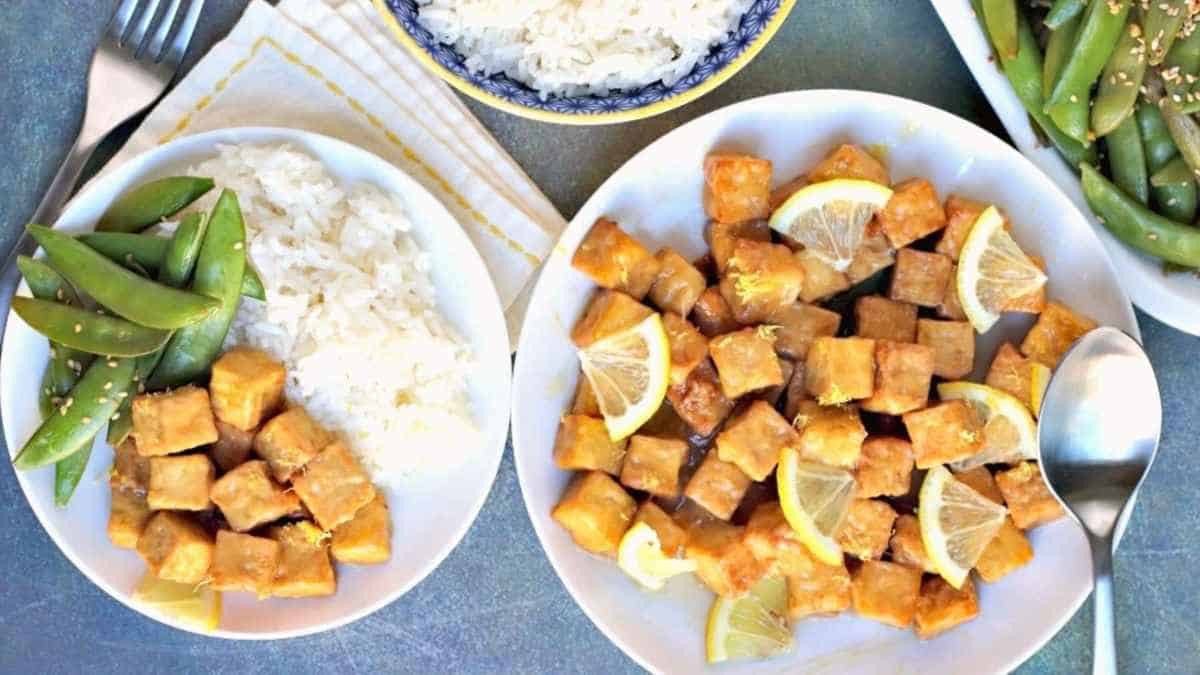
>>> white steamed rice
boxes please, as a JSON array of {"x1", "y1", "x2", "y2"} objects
[
  {"x1": 188, "y1": 144, "x2": 476, "y2": 485},
  {"x1": 415, "y1": 0, "x2": 755, "y2": 99}
]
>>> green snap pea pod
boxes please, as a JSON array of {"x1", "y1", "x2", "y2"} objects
[
  {"x1": 53, "y1": 443, "x2": 92, "y2": 507},
  {"x1": 16, "y1": 257, "x2": 93, "y2": 395},
  {"x1": 11, "y1": 298, "x2": 170, "y2": 357},
  {"x1": 241, "y1": 265, "x2": 266, "y2": 301},
  {"x1": 1093, "y1": 20, "x2": 1148, "y2": 137},
  {"x1": 1149, "y1": 156, "x2": 1199, "y2": 221},
  {"x1": 1044, "y1": 13, "x2": 1083, "y2": 99},
  {"x1": 77, "y1": 232, "x2": 168, "y2": 272},
  {"x1": 149, "y1": 190, "x2": 246, "y2": 389},
  {"x1": 97, "y1": 176, "x2": 214, "y2": 233},
  {"x1": 1105, "y1": 114, "x2": 1151, "y2": 204},
  {"x1": 38, "y1": 365, "x2": 54, "y2": 419},
  {"x1": 27, "y1": 224, "x2": 219, "y2": 330},
  {"x1": 1081, "y1": 162, "x2": 1200, "y2": 263},
  {"x1": 1045, "y1": 0, "x2": 1088, "y2": 30},
  {"x1": 1137, "y1": 101, "x2": 1178, "y2": 170},
  {"x1": 158, "y1": 211, "x2": 207, "y2": 287},
  {"x1": 982, "y1": 0, "x2": 1019, "y2": 59},
  {"x1": 1046, "y1": 0, "x2": 1132, "y2": 143},
  {"x1": 1158, "y1": 100, "x2": 1200, "y2": 175},
  {"x1": 13, "y1": 357, "x2": 134, "y2": 470},
  {"x1": 1144, "y1": 0, "x2": 1188, "y2": 65}
]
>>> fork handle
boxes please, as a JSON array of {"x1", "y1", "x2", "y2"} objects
[{"x1": 1091, "y1": 535, "x2": 1118, "y2": 675}]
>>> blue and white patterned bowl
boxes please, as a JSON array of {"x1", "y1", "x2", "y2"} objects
[{"x1": 372, "y1": 0, "x2": 796, "y2": 125}]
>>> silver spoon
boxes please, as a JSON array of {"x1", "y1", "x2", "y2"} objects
[{"x1": 1037, "y1": 327, "x2": 1161, "y2": 675}]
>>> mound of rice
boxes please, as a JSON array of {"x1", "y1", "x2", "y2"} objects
[
  {"x1": 189, "y1": 144, "x2": 476, "y2": 485},
  {"x1": 415, "y1": 0, "x2": 755, "y2": 99}
]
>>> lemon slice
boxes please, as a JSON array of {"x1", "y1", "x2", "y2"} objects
[
  {"x1": 133, "y1": 572, "x2": 221, "y2": 632},
  {"x1": 956, "y1": 206, "x2": 1048, "y2": 333},
  {"x1": 918, "y1": 465, "x2": 1008, "y2": 588},
  {"x1": 1029, "y1": 362, "x2": 1052, "y2": 415},
  {"x1": 939, "y1": 382, "x2": 1038, "y2": 471},
  {"x1": 776, "y1": 447, "x2": 856, "y2": 565},
  {"x1": 705, "y1": 576, "x2": 792, "y2": 663},
  {"x1": 617, "y1": 521, "x2": 697, "y2": 590},
  {"x1": 578, "y1": 314, "x2": 670, "y2": 441},
  {"x1": 768, "y1": 179, "x2": 894, "y2": 271}
]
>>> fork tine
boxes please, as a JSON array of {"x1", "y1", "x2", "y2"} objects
[
  {"x1": 106, "y1": 0, "x2": 141, "y2": 43},
  {"x1": 162, "y1": 0, "x2": 206, "y2": 69},
  {"x1": 146, "y1": 0, "x2": 183, "y2": 62},
  {"x1": 126, "y1": 0, "x2": 163, "y2": 54}
]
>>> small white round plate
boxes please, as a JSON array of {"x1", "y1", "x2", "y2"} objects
[
  {"x1": 1, "y1": 127, "x2": 511, "y2": 639},
  {"x1": 512, "y1": 91, "x2": 1138, "y2": 674}
]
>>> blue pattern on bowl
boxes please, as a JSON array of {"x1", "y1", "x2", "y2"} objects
[{"x1": 383, "y1": 0, "x2": 785, "y2": 116}]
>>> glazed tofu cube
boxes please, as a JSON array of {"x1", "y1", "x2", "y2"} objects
[
  {"x1": 136, "y1": 511, "x2": 214, "y2": 584},
  {"x1": 706, "y1": 219, "x2": 772, "y2": 273},
  {"x1": 915, "y1": 576, "x2": 979, "y2": 639},
  {"x1": 551, "y1": 471, "x2": 636, "y2": 556},
  {"x1": 936, "y1": 195, "x2": 989, "y2": 260},
  {"x1": 808, "y1": 144, "x2": 890, "y2": 185},
  {"x1": 986, "y1": 343, "x2": 1035, "y2": 408},
  {"x1": 917, "y1": 319, "x2": 976, "y2": 379},
  {"x1": 147, "y1": 454, "x2": 214, "y2": 511},
  {"x1": 685, "y1": 519, "x2": 769, "y2": 597},
  {"x1": 794, "y1": 250, "x2": 851, "y2": 303},
  {"x1": 131, "y1": 385, "x2": 219, "y2": 456},
  {"x1": 805, "y1": 337, "x2": 876, "y2": 405},
  {"x1": 663, "y1": 312, "x2": 709, "y2": 387},
  {"x1": 854, "y1": 437, "x2": 914, "y2": 498},
  {"x1": 902, "y1": 401, "x2": 985, "y2": 468},
  {"x1": 269, "y1": 521, "x2": 336, "y2": 597},
  {"x1": 846, "y1": 230, "x2": 897, "y2": 284},
  {"x1": 835, "y1": 499, "x2": 897, "y2": 560},
  {"x1": 716, "y1": 400, "x2": 799, "y2": 481},
  {"x1": 1020, "y1": 302, "x2": 1098, "y2": 367},
  {"x1": 332, "y1": 493, "x2": 391, "y2": 565},
  {"x1": 793, "y1": 400, "x2": 867, "y2": 469},
  {"x1": 889, "y1": 249, "x2": 953, "y2": 308},
  {"x1": 995, "y1": 462, "x2": 1065, "y2": 529},
  {"x1": 937, "y1": 267, "x2": 967, "y2": 320},
  {"x1": 553, "y1": 415, "x2": 628, "y2": 475},
  {"x1": 110, "y1": 438, "x2": 150, "y2": 494},
  {"x1": 889, "y1": 514, "x2": 935, "y2": 572},
  {"x1": 571, "y1": 218, "x2": 661, "y2": 299},
  {"x1": 851, "y1": 560, "x2": 922, "y2": 628},
  {"x1": 108, "y1": 487, "x2": 152, "y2": 549},
  {"x1": 253, "y1": 408, "x2": 334, "y2": 482},
  {"x1": 787, "y1": 559, "x2": 852, "y2": 619},
  {"x1": 208, "y1": 348, "x2": 286, "y2": 431},
  {"x1": 709, "y1": 328, "x2": 784, "y2": 399},
  {"x1": 1003, "y1": 254, "x2": 1048, "y2": 314},
  {"x1": 745, "y1": 501, "x2": 818, "y2": 577},
  {"x1": 211, "y1": 530, "x2": 281, "y2": 596},
  {"x1": 649, "y1": 248, "x2": 706, "y2": 317},
  {"x1": 570, "y1": 289, "x2": 654, "y2": 348},
  {"x1": 877, "y1": 178, "x2": 947, "y2": 248},
  {"x1": 292, "y1": 442, "x2": 376, "y2": 531},
  {"x1": 855, "y1": 296, "x2": 918, "y2": 343},
  {"x1": 667, "y1": 359, "x2": 734, "y2": 436},
  {"x1": 703, "y1": 153, "x2": 772, "y2": 224},
  {"x1": 684, "y1": 453, "x2": 752, "y2": 520},
  {"x1": 770, "y1": 174, "x2": 809, "y2": 212},
  {"x1": 950, "y1": 467, "x2": 1001, "y2": 506},
  {"x1": 861, "y1": 341, "x2": 935, "y2": 415},
  {"x1": 633, "y1": 501, "x2": 687, "y2": 557},
  {"x1": 768, "y1": 302, "x2": 841, "y2": 360},
  {"x1": 210, "y1": 460, "x2": 302, "y2": 532},
  {"x1": 975, "y1": 517, "x2": 1034, "y2": 582},
  {"x1": 620, "y1": 435, "x2": 688, "y2": 497},
  {"x1": 571, "y1": 373, "x2": 601, "y2": 417},
  {"x1": 210, "y1": 420, "x2": 255, "y2": 473},
  {"x1": 719, "y1": 239, "x2": 806, "y2": 324},
  {"x1": 691, "y1": 286, "x2": 739, "y2": 337}
]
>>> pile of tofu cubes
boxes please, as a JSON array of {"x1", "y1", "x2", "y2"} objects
[
  {"x1": 107, "y1": 347, "x2": 390, "y2": 599},
  {"x1": 551, "y1": 144, "x2": 1091, "y2": 641}
]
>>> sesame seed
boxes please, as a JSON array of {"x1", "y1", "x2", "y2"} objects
[
  {"x1": 1149, "y1": 233, "x2": 1160, "y2": 241},
  {"x1": 59, "y1": 407, "x2": 67, "y2": 416},
  {"x1": 55, "y1": 289, "x2": 63, "y2": 301},
  {"x1": 81, "y1": 416, "x2": 91, "y2": 424},
  {"x1": 111, "y1": 413, "x2": 120, "y2": 421},
  {"x1": 1070, "y1": 95, "x2": 1079, "y2": 102},
  {"x1": 117, "y1": 391, "x2": 128, "y2": 399},
  {"x1": 137, "y1": 383, "x2": 145, "y2": 393},
  {"x1": 48, "y1": 348, "x2": 57, "y2": 358},
  {"x1": 108, "y1": 360, "x2": 118, "y2": 368},
  {"x1": 64, "y1": 397, "x2": 73, "y2": 407},
  {"x1": 73, "y1": 323, "x2": 82, "y2": 333},
  {"x1": 233, "y1": 242, "x2": 244, "y2": 250},
  {"x1": 103, "y1": 382, "x2": 112, "y2": 390},
  {"x1": 97, "y1": 397, "x2": 107, "y2": 404}
]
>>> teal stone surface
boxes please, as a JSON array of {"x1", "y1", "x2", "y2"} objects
[{"x1": 0, "y1": 1, "x2": 1195, "y2": 673}]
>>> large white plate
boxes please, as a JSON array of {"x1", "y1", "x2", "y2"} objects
[
  {"x1": 512, "y1": 91, "x2": 1139, "y2": 674},
  {"x1": 0, "y1": 127, "x2": 511, "y2": 639},
  {"x1": 930, "y1": 0, "x2": 1200, "y2": 336}
]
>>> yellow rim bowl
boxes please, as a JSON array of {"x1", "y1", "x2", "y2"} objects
[{"x1": 371, "y1": 0, "x2": 798, "y2": 126}]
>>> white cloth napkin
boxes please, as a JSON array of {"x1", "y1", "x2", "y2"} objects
[{"x1": 102, "y1": 0, "x2": 567, "y2": 345}]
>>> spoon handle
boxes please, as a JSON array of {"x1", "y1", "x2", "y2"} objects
[{"x1": 1091, "y1": 537, "x2": 1118, "y2": 675}]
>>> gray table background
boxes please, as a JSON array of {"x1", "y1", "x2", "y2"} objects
[{"x1": 0, "y1": 1, "x2": 1196, "y2": 673}]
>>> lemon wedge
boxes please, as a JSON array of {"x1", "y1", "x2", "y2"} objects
[
  {"x1": 705, "y1": 576, "x2": 792, "y2": 663},
  {"x1": 938, "y1": 381, "x2": 1038, "y2": 471},
  {"x1": 578, "y1": 314, "x2": 670, "y2": 441},
  {"x1": 1029, "y1": 361, "x2": 1052, "y2": 415},
  {"x1": 768, "y1": 179, "x2": 894, "y2": 271},
  {"x1": 133, "y1": 572, "x2": 221, "y2": 632},
  {"x1": 776, "y1": 448, "x2": 856, "y2": 565},
  {"x1": 956, "y1": 206, "x2": 1048, "y2": 333},
  {"x1": 617, "y1": 522, "x2": 697, "y2": 591},
  {"x1": 918, "y1": 465, "x2": 1008, "y2": 588}
]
